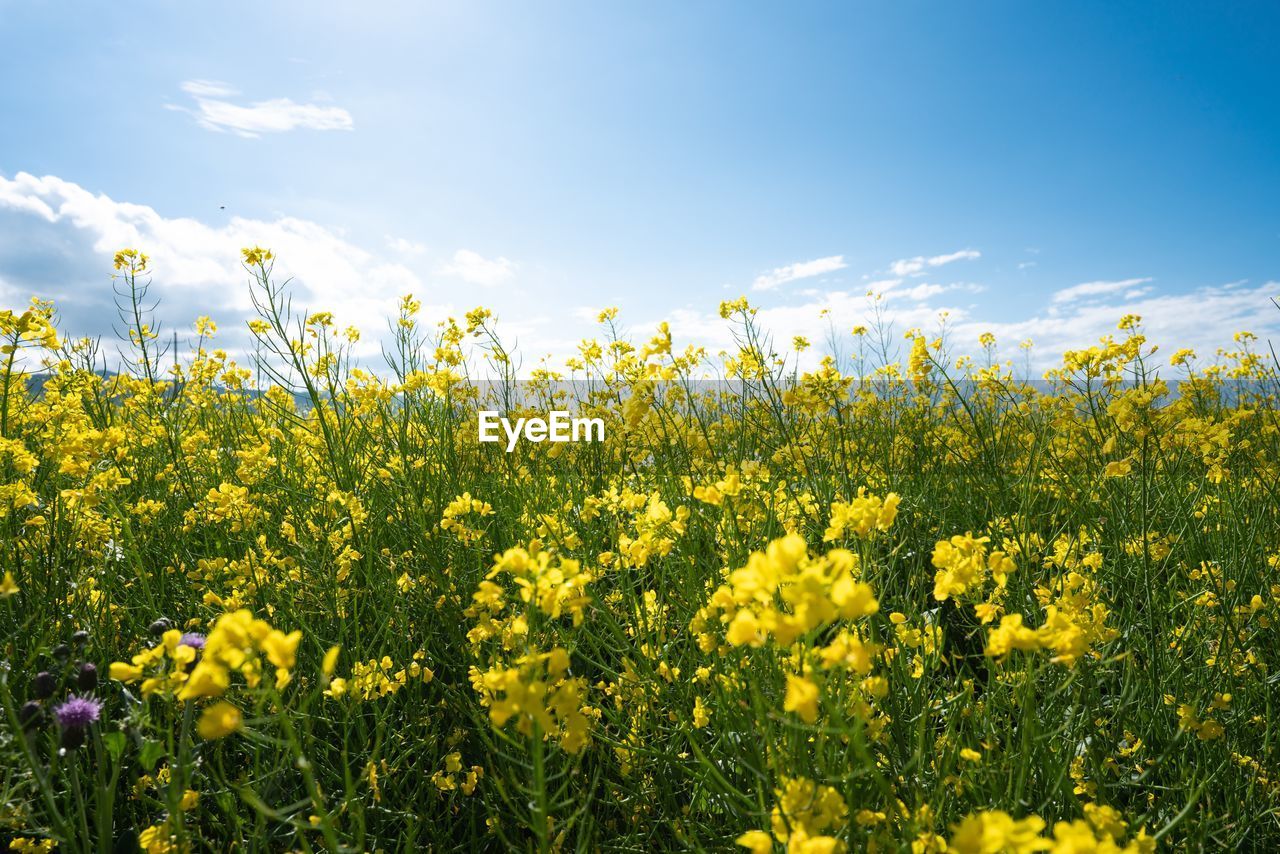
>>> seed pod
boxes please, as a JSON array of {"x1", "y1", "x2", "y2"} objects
[{"x1": 32, "y1": 671, "x2": 57, "y2": 699}]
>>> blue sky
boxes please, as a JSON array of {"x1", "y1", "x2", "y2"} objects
[{"x1": 2, "y1": 1, "x2": 1278, "y2": 370}]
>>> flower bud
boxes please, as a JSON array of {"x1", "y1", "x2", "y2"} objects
[
  {"x1": 18, "y1": 701, "x2": 43, "y2": 731},
  {"x1": 32, "y1": 671, "x2": 57, "y2": 699},
  {"x1": 71, "y1": 630, "x2": 90, "y2": 646},
  {"x1": 76, "y1": 662, "x2": 98, "y2": 691},
  {"x1": 52, "y1": 644, "x2": 71, "y2": 662},
  {"x1": 148, "y1": 618, "x2": 173, "y2": 636}
]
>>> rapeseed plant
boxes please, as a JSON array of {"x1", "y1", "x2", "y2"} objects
[{"x1": 0, "y1": 249, "x2": 1278, "y2": 848}]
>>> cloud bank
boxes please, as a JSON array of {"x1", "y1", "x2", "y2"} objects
[{"x1": 1, "y1": 171, "x2": 1276, "y2": 376}]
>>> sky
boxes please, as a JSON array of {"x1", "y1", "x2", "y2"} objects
[{"x1": 1, "y1": 1, "x2": 1278, "y2": 373}]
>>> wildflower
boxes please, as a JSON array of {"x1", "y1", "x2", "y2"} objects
[
  {"x1": 180, "y1": 632, "x2": 207, "y2": 652},
  {"x1": 241, "y1": 246, "x2": 274, "y2": 266},
  {"x1": 823, "y1": 488, "x2": 901, "y2": 541},
  {"x1": 1104, "y1": 459, "x2": 1132, "y2": 478},
  {"x1": 196, "y1": 701, "x2": 243, "y2": 739},
  {"x1": 932, "y1": 533, "x2": 1014, "y2": 602},
  {"x1": 54, "y1": 695, "x2": 102, "y2": 748},
  {"x1": 986, "y1": 614, "x2": 1043, "y2": 658},
  {"x1": 54, "y1": 695, "x2": 101, "y2": 729},
  {"x1": 109, "y1": 661, "x2": 145, "y2": 682},
  {"x1": 138, "y1": 823, "x2": 179, "y2": 854},
  {"x1": 0, "y1": 570, "x2": 18, "y2": 598},
  {"x1": 692, "y1": 695, "x2": 711, "y2": 728},
  {"x1": 783, "y1": 674, "x2": 820, "y2": 724},
  {"x1": 770, "y1": 777, "x2": 847, "y2": 846},
  {"x1": 323, "y1": 644, "x2": 341, "y2": 679},
  {"x1": 947, "y1": 810, "x2": 1046, "y2": 853}
]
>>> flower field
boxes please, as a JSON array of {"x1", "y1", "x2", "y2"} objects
[{"x1": 2, "y1": 248, "x2": 1279, "y2": 851}]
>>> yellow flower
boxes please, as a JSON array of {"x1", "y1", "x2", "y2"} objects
[
  {"x1": 1104, "y1": 459, "x2": 1133, "y2": 478},
  {"x1": 0, "y1": 571, "x2": 18, "y2": 598},
  {"x1": 947, "y1": 810, "x2": 1046, "y2": 853},
  {"x1": 196, "y1": 701, "x2": 243, "y2": 739},
  {"x1": 109, "y1": 662, "x2": 144, "y2": 682},
  {"x1": 180, "y1": 661, "x2": 230, "y2": 700},
  {"x1": 726, "y1": 609, "x2": 762, "y2": 646},
  {"x1": 241, "y1": 246, "x2": 274, "y2": 266},
  {"x1": 261, "y1": 629, "x2": 302, "y2": 670},
  {"x1": 783, "y1": 674, "x2": 820, "y2": 724},
  {"x1": 736, "y1": 830, "x2": 773, "y2": 854},
  {"x1": 692, "y1": 695, "x2": 711, "y2": 728},
  {"x1": 322, "y1": 644, "x2": 341, "y2": 678},
  {"x1": 138, "y1": 823, "x2": 178, "y2": 854}
]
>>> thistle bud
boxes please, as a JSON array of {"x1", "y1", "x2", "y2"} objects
[
  {"x1": 18, "y1": 700, "x2": 43, "y2": 731},
  {"x1": 32, "y1": 671, "x2": 57, "y2": 699},
  {"x1": 76, "y1": 662, "x2": 98, "y2": 691}
]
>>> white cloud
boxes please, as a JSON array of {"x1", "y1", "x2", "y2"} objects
[
  {"x1": 889, "y1": 248, "x2": 981, "y2": 277},
  {"x1": 169, "y1": 80, "x2": 354, "y2": 138},
  {"x1": 0, "y1": 171, "x2": 428, "y2": 356},
  {"x1": 385, "y1": 235, "x2": 426, "y2": 255},
  {"x1": 898, "y1": 283, "x2": 947, "y2": 302},
  {"x1": 949, "y1": 281, "x2": 1279, "y2": 369},
  {"x1": 1051, "y1": 277, "x2": 1153, "y2": 305},
  {"x1": 180, "y1": 79, "x2": 238, "y2": 98},
  {"x1": 752, "y1": 255, "x2": 847, "y2": 291},
  {"x1": 3, "y1": 172, "x2": 1276, "y2": 379},
  {"x1": 661, "y1": 276, "x2": 1280, "y2": 376},
  {"x1": 438, "y1": 249, "x2": 515, "y2": 287}
]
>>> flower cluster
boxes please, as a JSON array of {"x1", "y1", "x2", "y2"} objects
[
  {"x1": 111, "y1": 610, "x2": 300, "y2": 703},
  {"x1": 693, "y1": 534, "x2": 879, "y2": 651},
  {"x1": 470, "y1": 648, "x2": 591, "y2": 753}
]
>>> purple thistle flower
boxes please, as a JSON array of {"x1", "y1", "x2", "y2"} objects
[
  {"x1": 180, "y1": 632, "x2": 206, "y2": 652},
  {"x1": 53, "y1": 695, "x2": 102, "y2": 730}
]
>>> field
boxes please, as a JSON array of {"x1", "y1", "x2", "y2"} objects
[{"x1": 2, "y1": 248, "x2": 1279, "y2": 851}]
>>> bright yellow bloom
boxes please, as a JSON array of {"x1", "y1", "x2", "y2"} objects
[
  {"x1": 783, "y1": 674, "x2": 820, "y2": 724},
  {"x1": 196, "y1": 701, "x2": 243, "y2": 739}
]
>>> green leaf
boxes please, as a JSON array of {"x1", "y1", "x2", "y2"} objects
[
  {"x1": 102, "y1": 731, "x2": 126, "y2": 761},
  {"x1": 140, "y1": 739, "x2": 166, "y2": 772}
]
